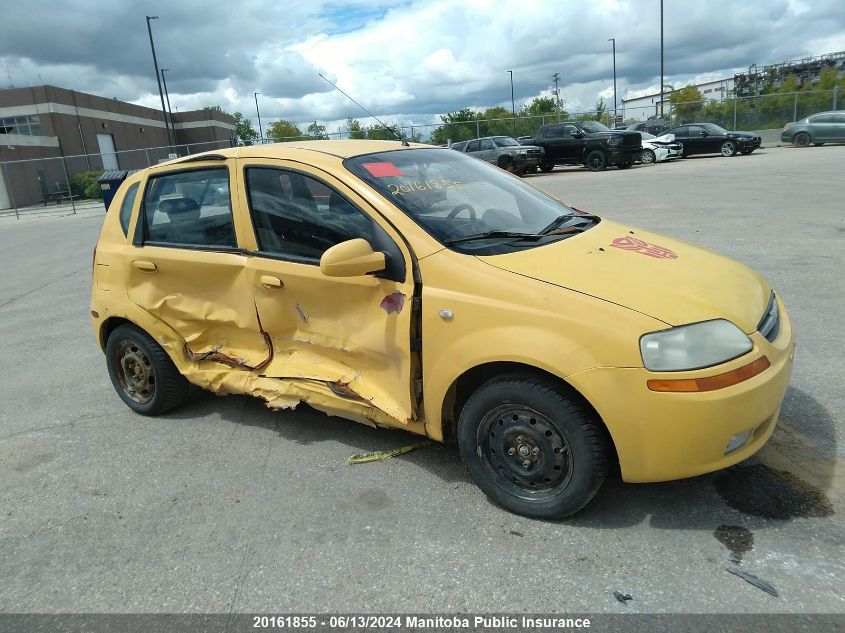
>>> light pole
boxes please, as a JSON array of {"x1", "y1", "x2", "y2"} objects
[
  {"x1": 145, "y1": 16, "x2": 173, "y2": 148},
  {"x1": 659, "y1": 0, "x2": 664, "y2": 119},
  {"x1": 508, "y1": 70, "x2": 516, "y2": 134},
  {"x1": 608, "y1": 38, "x2": 617, "y2": 126},
  {"x1": 253, "y1": 92, "x2": 264, "y2": 144},
  {"x1": 160, "y1": 68, "x2": 174, "y2": 142}
]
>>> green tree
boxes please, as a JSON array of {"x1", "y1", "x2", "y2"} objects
[
  {"x1": 430, "y1": 108, "x2": 480, "y2": 145},
  {"x1": 307, "y1": 121, "x2": 328, "y2": 139},
  {"x1": 366, "y1": 124, "x2": 400, "y2": 140},
  {"x1": 346, "y1": 118, "x2": 366, "y2": 139},
  {"x1": 669, "y1": 85, "x2": 704, "y2": 124},
  {"x1": 231, "y1": 112, "x2": 258, "y2": 142},
  {"x1": 266, "y1": 120, "x2": 303, "y2": 141}
]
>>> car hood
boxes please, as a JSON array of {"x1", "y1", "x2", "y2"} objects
[
  {"x1": 476, "y1": 219, "x2": 770, "y2": 332},
  {"x1": 652, "y1": 133, "x2": 676, "y2": 143}
]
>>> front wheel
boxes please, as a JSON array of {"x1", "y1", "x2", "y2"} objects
[
  {"x1": 457, "y1": 375, "x2": 610, "y2": 519},
  {"x1": 106, "y1": 324, "x2": 190, "y2": 415},
  {"x1": 793, "y1": 132, "x2": 811, "y2": 148},
  {"x1": 641, "y1": 149, "x2": 656, "y2": 164},
  {"x1": 584, "y1": 150, "x2": 607, "y2": 171},
  {"x1": 720, "y1": 141, "x2": 737, "y2": 157}
]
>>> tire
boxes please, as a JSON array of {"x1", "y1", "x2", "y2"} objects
[
  {"x1": 641, "y1": 149, "x2": 656, "y2": 164},
  {"x1": 793, "y1": 132, "x2": 811, "y2": 148},
  {"x1": 539, "y1": 161, "x2": 555, "y2": 173},
  {"x1": 616, "y1": 160, "x2": 634, "y2": 169},
  {"x1": 457, "y1": 374, "x2": 610, "y2": 519},
  {"x1": 584, "y1": 150, "x2": 607, "y2": 172},
  {"x1": 497, "y1": 156, "x2": 514, "y2": 172},
  {"x1": 720, "y1": 140, "x2": 737, "y2": 157},
  {"x1": 106, "y1": 324, "x2": 190, "y2": 416}
]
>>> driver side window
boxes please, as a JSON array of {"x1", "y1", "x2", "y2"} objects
[{"x1": 246, "y1": 167, "x2": 376, "y2": 262}]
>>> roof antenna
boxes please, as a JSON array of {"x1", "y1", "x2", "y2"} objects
[{"x1": 318, "y1": 73, "x2": 409, "y2": 146}]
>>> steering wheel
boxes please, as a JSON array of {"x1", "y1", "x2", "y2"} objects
[{"x1": 447, "y1": 203, "x2": 477, "y2": 220}]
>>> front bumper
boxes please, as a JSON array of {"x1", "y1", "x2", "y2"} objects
[
  {"x1": 567, "y1": 296, "x2": 794, "y2": 482},
  {"x1": 513, "y1": 154, "x2": 542, "y2": 169},
  {"x1": 780, "y1": 131, "x2": 793, "y2": 142}
]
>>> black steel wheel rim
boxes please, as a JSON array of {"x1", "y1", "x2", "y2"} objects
[
  {"x1": 113, "y1": 340, "x2": 155, "y2": 404},
  {"x1": 587, "y1": 153, "x2": 604, "y2": 170},
  {"x1": 476, "y1": 404, "x2": 574, "y2": 501}
]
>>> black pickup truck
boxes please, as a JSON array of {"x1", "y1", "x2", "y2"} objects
[{"x1": 532, "y1": 121, "x2": 642, "y2": 172}]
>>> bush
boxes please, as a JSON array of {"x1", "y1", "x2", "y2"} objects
[{"x1": 70, "y1": 170, "x2": 104, "y2": 199}]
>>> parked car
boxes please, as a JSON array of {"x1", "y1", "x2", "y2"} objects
[
  {"x1": 781, "y1": 111, "x2": 845, "y2": 147},
  {"x1": 92, "y1": 140, "x2": 793, "y2": 519},
  {"x1": 450, "y1": 136, "x2": 544, "y2": 175},
  {"x1": 531, "y1": 121, "x2": 642, "y2": 172},
  {"x1": 665, "y1": 123, "x2": 761, "y2": 157},
  {"x1": 639, "y1": 132, "x2": 683, "y2": 164},
  {"x1": 626, "y1": 120, "x2": 671, "y2": 136}
]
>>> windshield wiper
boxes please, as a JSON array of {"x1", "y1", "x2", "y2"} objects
[
  {"x1": 538, "y1": 213, "x2": 597, "y2": 235},
  {"x1": 443, "y1": 230, "x2": 542, "y2": 245}
]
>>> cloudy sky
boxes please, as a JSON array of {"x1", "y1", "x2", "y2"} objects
[{"x1": 2, "y1": 0, "x2": 844, "y2": 134}]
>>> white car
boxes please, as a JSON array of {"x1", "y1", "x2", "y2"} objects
[{"x1": 639, "y1": 133, "x2": 683, "y2": 164}]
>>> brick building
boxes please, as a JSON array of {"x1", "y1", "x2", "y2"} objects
[{"x1": 0, "y1": 85, "x2": 235, "y2": 209}]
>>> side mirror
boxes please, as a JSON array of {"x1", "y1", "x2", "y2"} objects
[
  {"x1": 320, "y1": 238, "x2": 386, "y2": 278},
  {"x1": 571, "y1": 130, "x2": 584, "y2": 138}
]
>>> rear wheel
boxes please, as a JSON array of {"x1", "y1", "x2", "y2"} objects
[
  {"x1": 793, "y1": 132, "x2": 811, "y2": 148},
  {"x1": 720, "y1": 141, "x2": 737, "y2": 157},
  {"x1": 584, "y1": 150, "x2": 607, "y2": 172},
  {"x1": 539, "y1": 161, "x2": 555, "y2": 173},
  {"x1": 457, "y1": 374, "x2": 610, "y2": 519},
  {"x1": 106, "y1": 324, "x2": 190, "y2": 415},
  {"x1": 641, "y1": 149, "x2": 656, "y2": 164}
]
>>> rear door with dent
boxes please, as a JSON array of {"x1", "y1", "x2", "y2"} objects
[{"x1": 235, "y1": 158, "x2": 418, "y2": 426}]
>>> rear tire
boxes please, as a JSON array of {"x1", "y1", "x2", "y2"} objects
[
  {"x1": 793, "y1": 132, "x2": 811, "y2": 148},
  {"x1": 106, "y1": 324, "x2": 190, "y2": 416},
  {"x1": 584, "y1": 150, "x2": 607, "y2": 172},
  {"x1": 457, "y1": 374, "x2": 610, "y2": 519}
]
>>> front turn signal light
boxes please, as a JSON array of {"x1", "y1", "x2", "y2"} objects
[{"x1": 647, "y1": 356, "x2": 771, "y2": 393}]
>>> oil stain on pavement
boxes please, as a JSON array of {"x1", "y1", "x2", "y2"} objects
[{"x1": 714, "y1": 524, "x2": 754, "y2": 560}]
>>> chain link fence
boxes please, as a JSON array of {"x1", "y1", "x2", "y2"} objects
[{"x1": 1, "y1": 139, "x2": 232, "y2": 220}]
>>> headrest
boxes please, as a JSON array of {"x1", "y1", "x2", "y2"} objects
[{"x1": 159, "y1": 198, "x2": 199, "y2": 216}]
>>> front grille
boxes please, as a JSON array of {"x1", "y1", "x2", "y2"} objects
[{"x1": 757, "y1": 292, "x2": 780, "y2": 342}]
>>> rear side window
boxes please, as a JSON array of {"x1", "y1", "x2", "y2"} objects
[
  {"x1": 543, "y1": 125, "x2": 566, "y2": 139},
  {"x1": 118, "y1": 182, "x2": 139, "y2": 236},
  {"x1": 142, "y1": 167, "x2": 236, "y2": 248}
]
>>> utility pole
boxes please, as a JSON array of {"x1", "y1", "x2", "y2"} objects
[
  {"x1": 145, "y1": 16, "x2": 174, "y2": 148},
  {"x1": 659, "y1": 0, "x2": 664, "y2": 119},
  {"x1": 253, "y1": 92, "x2": 263, "y2": 144},
  {"x1": 160, "y1": 68, "x2": 174, "y2": 143},
  {"x1": 508, "y1": 70, "x2": 516, "y2": 134},
  {"x1": 552, "y1": 72, "x2": 562, "y2": 121},
  {"x1": 608, "y1": 38, "x2": 617, "y2": 125}
]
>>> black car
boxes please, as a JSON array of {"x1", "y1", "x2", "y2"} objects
[
  {"x1": 665, "y1": 123, "x2": 761, "y2": 157},
  {"x1": 531, "y1": 121, "x2": 642, "y2": 172}
]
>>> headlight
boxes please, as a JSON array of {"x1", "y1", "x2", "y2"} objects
[{"x1": 640, "y1": 319, "x2": 753, "y2": 371}]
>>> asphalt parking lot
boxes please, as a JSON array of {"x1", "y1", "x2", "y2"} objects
[{"x1": 1, "y1": 144, "x2": 843, "y2": 615}]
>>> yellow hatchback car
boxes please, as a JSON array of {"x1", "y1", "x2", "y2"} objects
[{"x1": 91, "y1": 140, "x2": 794, "y2": 518}]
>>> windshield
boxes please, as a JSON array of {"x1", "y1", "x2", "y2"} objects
[
  {"x1": 344, "y1": 148, "x2": 596, "y2": 254},
  {"x1": 702, "y1": 123, "x2": 728, "y2": 134},
  {"x1": 579, "y1": 121, "x2": 611, "y2": 133},
  {"x1": 493, "y1": 136, "x2": 521, "y2": 147}
]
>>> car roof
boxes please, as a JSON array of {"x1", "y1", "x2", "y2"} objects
[{"x1": 165, "y1": 139, "x2": 432, "y2": 166}]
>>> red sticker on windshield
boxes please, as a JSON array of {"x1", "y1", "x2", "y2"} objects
[{"x1": 362, "y1": 162, "x2": 404, "y2": 177}]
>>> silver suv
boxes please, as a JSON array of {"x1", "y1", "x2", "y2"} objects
[{"x1": 450, "y1": 136, "x2": 544, "y2": 176}]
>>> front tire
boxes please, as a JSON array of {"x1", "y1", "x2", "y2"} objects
[
  {"x1": 794, "y1": 132, "x2": 811, "y2": 148},
  {"x1": 720, "y1": 141, "x2": 737, "y2": 157},
  {"x1": 457, "y1": 374, "x2": 609, "y2": 519},
  {"x1": 641, "y1": 149, "x2": 656, "y2": 164},
  {"x1": 584, "y1": 150, "x2": 607, "y2": 171},
  {"x1": 106, "y1": 324, "x2": 190, "y2": 416}
]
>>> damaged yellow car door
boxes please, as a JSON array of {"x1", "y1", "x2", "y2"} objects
[{"x1": 234, "y1": 160, "x2": 420, "y2": 428}]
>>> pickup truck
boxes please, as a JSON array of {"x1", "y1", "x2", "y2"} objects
[
  {"x1": 450, "y1": 136, "x2": 544, "y2": 176},
  {"x1": 531, "y1": 121, "x2": 642, "y2": 172}
]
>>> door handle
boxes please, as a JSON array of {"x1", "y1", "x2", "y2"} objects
[
  {"x1": 260, "y1": 275, "x2": 283, "y2": 289},
  {"x1": 132, "y1": 260, "x2": 157, "y2": 272}
]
